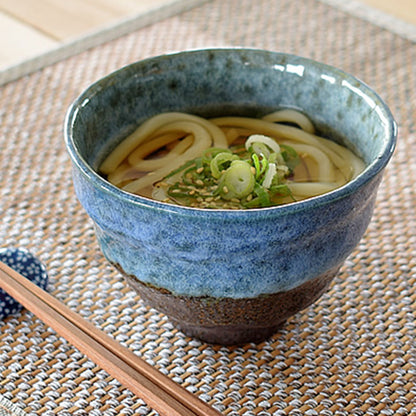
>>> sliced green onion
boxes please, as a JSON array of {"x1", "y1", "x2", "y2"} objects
[
  {"x1": 244, "y1": 183, "x2": 271, "y2": 208},
  {"x1": 245, "y1": 134, "x2": 281, "y2": 154},
  {"x1": 262, "y1": 162, "x2": 276, "y2": 189},
  {"x1": 249, "y1": 142, "x2": 271, "y2": 159},
  {"x1": 254, "y1": 183, "x2": 271, "y2": 206},
  {"x1": 280, "y1": 144, "x2": 300, "y2": 171},
  {"x1": 182, "y1": 166, "x2": 202, "y2": 186},
  {"x1": 158, "y1": 131, "x2": 300, "y2": 209},
  {"x1": 163, "y1": 159, "x2": 198, "y2": 179},
  {"x1": 220, "y1": 160, "x2": 255, "y2": 199},
  {"x1": 270, "y1": 184, "x2": 294, "y2": 197},
  {"x1": 268, "y1": 151, "x2": 284, "y2": 166},
  {"x1": 258, "y1": 156, "x2": 269, "y2": 178},
  {"x1": 202, "y1": 147, "x2": 231, "y2": 163},
  {"x1": 251, "y1": 153, "x2": 261, "y2": 179},
  {"x1": 210, "y1": 152, "x2": 239, "y2": 179},
  {"x1": 269, "y1": 184, "x2": 296, "y2": 204}
]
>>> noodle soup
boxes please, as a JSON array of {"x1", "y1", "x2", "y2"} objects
[
  {"x1": 65, "y1": 48, "x2": 396, "y2": 344},
  {"x1": 100, "y1": 109, "x2": 365, "y2": 209}
]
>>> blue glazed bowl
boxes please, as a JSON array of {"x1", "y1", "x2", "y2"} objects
[{"x1": 64, "y1": 48, "x2": 396, "y2": 344}]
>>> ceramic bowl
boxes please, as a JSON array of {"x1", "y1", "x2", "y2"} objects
[{"x1": 64, "y1": 48, "x2": 396, "y2": 345}]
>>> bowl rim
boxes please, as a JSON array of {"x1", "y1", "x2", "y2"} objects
[{"x1": 64, "y1": 47, "x2": 397, "y2": 218}]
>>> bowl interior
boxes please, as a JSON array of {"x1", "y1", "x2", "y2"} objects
[{"x1": 67, "y1": 48, "x2": 396, "y2": 187}]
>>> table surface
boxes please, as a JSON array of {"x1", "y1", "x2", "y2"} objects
[
  {"x1": 0, "y1": 0, "x2": 415, "y2": 415},
  {"x1": 2, "y1": 0, "x2": 416, "y2": 84}
]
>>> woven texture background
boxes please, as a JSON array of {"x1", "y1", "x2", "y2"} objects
[{"x1": 0, "y1": 0, "x2": 415, "y2": 415}]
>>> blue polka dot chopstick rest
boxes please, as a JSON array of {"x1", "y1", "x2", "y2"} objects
[{"x1": 0, "y1": 247, "x2": 48, "y2": 319}]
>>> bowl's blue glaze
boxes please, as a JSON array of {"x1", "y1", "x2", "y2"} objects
[{"x1": 65, "y1": 49, "x2": 396, "y2": 301}]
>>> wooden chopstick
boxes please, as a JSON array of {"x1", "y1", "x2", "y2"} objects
[{"x1": 0, "y1": 261, "x2": 222, "y2": 416}]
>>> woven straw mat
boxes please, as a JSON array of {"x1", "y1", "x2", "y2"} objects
[{"x1": 1, "y1": 0, "x2": 415, "y2": 415}]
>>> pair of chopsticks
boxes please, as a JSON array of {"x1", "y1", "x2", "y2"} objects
[{"x1": 0, "y1": 261, "x2": 221, "y2": 416}]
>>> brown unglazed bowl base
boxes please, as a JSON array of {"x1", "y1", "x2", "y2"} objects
[{"x1": 116, "y1": 265, "x2": 340, "y2": 345}]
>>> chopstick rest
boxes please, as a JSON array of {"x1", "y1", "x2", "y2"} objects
[{"x1": 0, "y1": 247, "x2": 48, "y2": 319}]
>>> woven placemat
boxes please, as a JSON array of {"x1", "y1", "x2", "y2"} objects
[
  {"x1": 0, "y1": 396, "x2": 27, "y2": 416},
  {"x1": 0, "y1": 0, "x2": 415, "y2": 415}
]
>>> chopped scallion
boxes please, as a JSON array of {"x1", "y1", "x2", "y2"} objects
[{"x1": 158, "y1": 134, "x2": 299, "y2": 209}]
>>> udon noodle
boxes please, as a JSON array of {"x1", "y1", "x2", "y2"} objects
[{"x1": 99, "y1": 110, "x2": 365, "y2": 209}]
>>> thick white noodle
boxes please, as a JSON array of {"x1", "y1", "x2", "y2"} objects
[
  {"x1": 262, "y1": 109, "x2": 316, "y2": 134},
  {"x1": 321, "y1": 137, "x2": 365, "y2": 179},
  {"x1": 129, "y1": 135, "x2": 194, "y2": 171},
  {"x1": 121, "y1": 126, "x2": 211, "y2": 193},
  {"x1": 212, "y1": 116, "x2": 364, "y2": 180},
  {"x1": 286, "y1": 143, "x2": 335, "y2": 181},
  {"x1": 126, "y1": 132, "x2": 183, "y2": 162},
  {"x1": 100, "y1": 112, "x2": 228, "y2": 174},
  {"x1": 126, "y1": 119, "x2": 211, "y2": 166},
  {"x1": 288, "y1": 181, "x2": 341, "y2": 196},
  {"x1": 107, "y1": 162, "x2": 132, "y2": 186}
]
